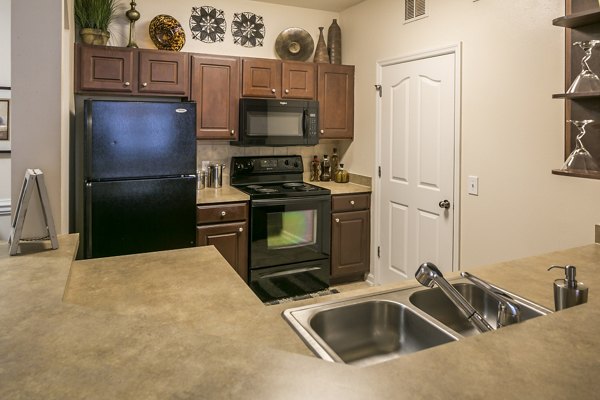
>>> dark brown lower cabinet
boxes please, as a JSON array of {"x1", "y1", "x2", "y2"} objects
[
  {"x1": 330, "y1": 193, "x2": 371, "y2": 283},
  {"x1": 196, "y1": 202, "x2": 248, "y2": 281}
]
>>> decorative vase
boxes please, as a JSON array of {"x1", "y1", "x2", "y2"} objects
[
  {"x1": 80, "y1": 28, "x2": 110, "y2": 46},
  {"x1": 327, "y1": 19, "x2": 342, "y2": 64},
  {"x1": 313, "y1": 27, "x2": 329, "y2": 63}
]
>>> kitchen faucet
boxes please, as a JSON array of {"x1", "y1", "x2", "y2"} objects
[{"x1": 415, "y1": 262, "x2": 521, "y2": 332}]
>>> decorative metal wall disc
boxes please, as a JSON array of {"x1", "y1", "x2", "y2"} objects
[
  {"x1": 232, "y1": 12, "x2": 265, "y2": 48},
  {"x1": 149, "y1": 14, "x2": 186, "y2": 51},
  {"x1": 190, "y1": 6, "x2": 226, "y2": 43},
  {"x1": 275, "y1": 28, "x2": 314, "y2": 61}
]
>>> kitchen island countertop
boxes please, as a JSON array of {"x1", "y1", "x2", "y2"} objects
[{"x1": 1, "y1": 235, "x2": 599, "y2": 399}]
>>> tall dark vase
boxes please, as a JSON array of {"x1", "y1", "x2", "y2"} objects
[
  {"x1": 327, "y1": 19, "x2": 342, "y2": 64},
  {"x1": 314, "y1": 27, "x2": 329, "y2": 63}
]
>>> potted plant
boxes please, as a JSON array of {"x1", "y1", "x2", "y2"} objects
[{"x1": 74, "y1": 0, "x2": 118, "y2": 46}]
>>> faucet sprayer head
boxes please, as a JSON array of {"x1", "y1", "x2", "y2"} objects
[{"x1": 415, "y1": 262, "x2": 444, "y2": 287}]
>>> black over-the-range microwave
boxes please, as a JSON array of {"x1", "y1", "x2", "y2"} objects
[{"x1": 232, "y1": 98, "x2": 319, "y2": 146}]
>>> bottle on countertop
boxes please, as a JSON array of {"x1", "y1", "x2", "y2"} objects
[
  {"x1": 310, "y1": 155, "x2": 320, "y2": 182},
  {"x1": 547, "y1": 265, "x2": 589, "y2": 311},
  {"x1": 330, "y1": 148, "x2": 339, "y2": 177},
  {"x1": 320, "y1": 155, "x2": 331, "y2": 181},
  {"x1": 334, "y1": 163, "x2": 349, "y2": 183}
]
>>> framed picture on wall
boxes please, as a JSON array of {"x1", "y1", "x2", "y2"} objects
[
  {"x1": 0, "y1": 88, "x2": 10, "y2": 152},
  {"x1": 0, "y1": 100, "x2": 9, "y2": 141}
]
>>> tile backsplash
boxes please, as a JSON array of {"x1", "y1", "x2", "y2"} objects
[{"x1": 197, "y1": 141, "x2": 351, "y2": 182}]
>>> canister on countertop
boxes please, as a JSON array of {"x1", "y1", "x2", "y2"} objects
[
  {"x1": 197, "y1": 170, "x2": 206, "y2": 189},
  {"x1": 208, "y1": 163, "x2": 225, "y2": 188},
  {"x1": 547, "y1": 265, "x2": 589, "y2": 310}
]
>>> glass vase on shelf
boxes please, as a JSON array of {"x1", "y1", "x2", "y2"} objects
[
  {"x1": 561, "y1": 119, "x2": 599, "y2": 172},
  {"x1": 567, "y1": 40, "x2": 600, "y2": 94}
]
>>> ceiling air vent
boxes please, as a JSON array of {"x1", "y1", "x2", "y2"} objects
[{"x1": 405, "y1": 0, "x2": 426, "y2": 22}]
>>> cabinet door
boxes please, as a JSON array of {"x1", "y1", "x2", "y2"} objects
[
  {"x1": 242, "y1": 58, "x2": 281, "y2": 98},
  {"x1": 331, "y1": 209, "x2": 370, "y2": 279},
  {"x1": 197, "y1": 221, "x2": 248, "y2": 281},
  {"x1": 317, "y1": 64, "x2": 355, "y2": 139},
  {"x1": 282, "y1": 61, "x2": 315, "y2": 99},
  {"x1": 191, "y1": 55, "x2": 240, "y2": 140},
  {"x1": 138, "y1": 50, "x2": 189, "y2": 96},
  {"x1": 78, "y1": 45, "x2": 134, "y2": 93}
]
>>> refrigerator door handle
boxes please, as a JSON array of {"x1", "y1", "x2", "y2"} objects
[{"x1": 84, "y1": 182, "x2": 93, "y2": 258}]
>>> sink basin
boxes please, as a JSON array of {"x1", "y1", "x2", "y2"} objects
[
  {"x1": 282, "y1": 278, "x2": 551, "y2": 366},
  {"x1": 408, "y1": 283, "x2": 550, "y2": 337},
  {"x1": 284, "y1": 299, "x2": 457, "y2": 366}
]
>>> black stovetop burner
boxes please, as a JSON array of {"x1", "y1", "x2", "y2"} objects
[{"x1": 230, "y1": 155, "x2": 331, "y2": 199}]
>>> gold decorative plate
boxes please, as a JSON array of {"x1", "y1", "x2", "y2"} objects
[
  {"x1": 149, "y1": 14, "x2": 186, "y2": 51},
  {"x1": 275, "y1": 28, "x2": 314, "y2": 61}
]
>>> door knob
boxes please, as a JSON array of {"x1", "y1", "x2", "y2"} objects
[{"x1": 439, "y1": 200, "x2": 451, "y2": 209}]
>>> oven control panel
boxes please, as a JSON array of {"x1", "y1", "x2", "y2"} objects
[{"x1": 231, "y1": 156, "x2": 303, "y2": 176}]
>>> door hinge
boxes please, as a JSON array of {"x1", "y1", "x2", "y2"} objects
[
  {"x1": 378, "y1": 166, "x2": 381, "y2": 178},
  {"x1": 374, "y1": 84, "x2": 382, "y2": 97},
  {"x1": 377, "y1": 246, "x2": 381, "y2": 258}
]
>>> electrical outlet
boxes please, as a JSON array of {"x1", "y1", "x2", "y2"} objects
[{"x1": 468, "y1": 176, "x2": 479, "y2": 196}]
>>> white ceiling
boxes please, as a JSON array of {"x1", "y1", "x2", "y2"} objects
[{"x1": 250, "y1": 0, "x2": 365, "y2": 12}]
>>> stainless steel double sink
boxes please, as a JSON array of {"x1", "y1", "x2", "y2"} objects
[{"x1": 282, "y1": 279, "x2": 552, "y2": 367}]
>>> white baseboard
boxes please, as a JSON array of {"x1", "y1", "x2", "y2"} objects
[{"x1": 0, "y1": 198, "x2": 11, "y2": 216}]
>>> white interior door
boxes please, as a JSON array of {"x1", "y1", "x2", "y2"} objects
[{"x1": 377, "y1": 51, "x2": 457, "y2": 284}]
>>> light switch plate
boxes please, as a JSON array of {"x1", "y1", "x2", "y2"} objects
[{"x1": 468, "y1": 176, "x2": 479, "y2": 196}]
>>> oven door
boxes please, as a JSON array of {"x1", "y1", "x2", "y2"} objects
[{"x1": 250, "y1": 195, "x2": 331, "y2": 269}]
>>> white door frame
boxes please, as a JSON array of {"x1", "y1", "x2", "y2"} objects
[{"x1": 370, "y1": 43, "x2": 462, "y2": 285}]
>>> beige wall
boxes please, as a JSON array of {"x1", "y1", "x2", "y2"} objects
[
  {"x1": 0, "y1": 0, "x2": 10, "y2": 241},
  {"x1": 11, "y1": 0, "x2": 72, "y2": 237},
  {"x1": 341, "y1": 0, "x2": 600, "y2": 268}
]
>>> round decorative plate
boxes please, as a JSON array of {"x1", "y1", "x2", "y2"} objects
[
  {"x1": 232, "y1": 12, "x2": 265, "y2": 48},
  {"x1": 149, "y1": 14, "x2": 186, "y2": 51},
  {"x1": 275, "y1": 28, "x2": 314, "y2": 61},
  {"x1": 190, "y1": 6, "x2": 226, "y2": 43}
]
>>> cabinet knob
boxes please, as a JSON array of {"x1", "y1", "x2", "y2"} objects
[
  {"x1": 124, "y1": 82, "x2": 130, "y2": 87},
  {"x1": 142, "y1": 82, "x2": 148, "y2": 87},
  {"x1": 230, "y1": 130, "x2": 235, "y2": 135},
  {"x1": 271, "y1": 88, "x2": 276, "y2": 93},
  {"x1": 320, "y1": 129, "x2": 324, "y2": 134},
  {"x1": 285, "y1": 89, "x2": 290, "y2": 94},
  {"x1": 238, "y1": 227, "x2": 244, "y2": 233},
  {"x1": 221, "y1": 211, "x2": 227, "y2": 216},
  {"x1": 335, "y1": 218, "x2": 340, "y2": 223},
  {"x1": 350, "y1": 200, "x2": 355, "y2": 205}
]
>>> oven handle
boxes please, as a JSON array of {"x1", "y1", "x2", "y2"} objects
[
  {"x1": 251, "y1": 195, "x2": 331, "y2": 207},
  {"x1": 259, "y1": 266, "x2": 322, "y2": 279}
]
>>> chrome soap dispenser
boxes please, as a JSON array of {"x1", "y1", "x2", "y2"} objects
[{"x1": 547, "y1": 265, "x2": 588, "y2": 310}]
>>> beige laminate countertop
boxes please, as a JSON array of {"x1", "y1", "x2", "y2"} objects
[
  {"x1": 310, "y1": 180, "x2": 371, "y2": 195},
  {"x1": 196, "y1": 181, "x2": 370, "y2": 205},
  {"x1": 1, "y1": 235, "x2": 599, "y2": 399},
  {"x1": 196, "y1": 185, "x2": 250, "y2": 204}
]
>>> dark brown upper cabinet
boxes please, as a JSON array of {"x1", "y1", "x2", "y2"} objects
[
  {"x1": 76, "y1": 44, "x2": 189, "y2": 97},
  {"x1": 190, "y1": 54, "x2": 240, "y2": 140},
  {"x1": 317, "y1": 63, "x2": 355, "y2": 139},
  {"x1": 241, "y1": 58, "x2": 315, "y2": 99}
]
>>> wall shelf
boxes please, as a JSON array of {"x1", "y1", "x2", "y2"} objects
[
  {"x1": 552, "y1": 91, "x2": 600, "y2": 99},
  {"x1": 552, "y1": 2, "x2": 600, "y2": 181},
  {"x1": 552, "y1": 168, "x2": 600, "y2": 179},
  {"x1": 553, "y1": 9, "x2": 600, "y2": 28}
]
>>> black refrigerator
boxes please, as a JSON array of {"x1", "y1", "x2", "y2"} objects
[{"x1": 81, "y1": 100, "x2": 197, "y2": 259}]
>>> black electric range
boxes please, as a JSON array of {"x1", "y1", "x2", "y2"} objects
[{"x1": 230, "y1": 155, "x2": 331, "y2": 302}]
